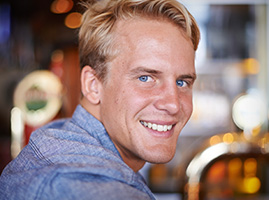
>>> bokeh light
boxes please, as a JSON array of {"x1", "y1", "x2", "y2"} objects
[
  {"x1": 65, "y1": 12, "x2": 82, "y2": 29},
  {"x1": 51, "y1": 0, "x2": 74, "y2": 14}
]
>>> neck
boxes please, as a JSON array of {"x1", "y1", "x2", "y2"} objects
[
  {"x1": 115, "y1": 147, "x2": 146, "y2": 172},
  {"x1": 80, "y1": 97, "x2": 101, "y2": 121}
]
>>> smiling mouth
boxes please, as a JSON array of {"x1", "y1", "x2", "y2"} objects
[{"x1": 140, "y1": 121, "x2": 173, "y2": 132}]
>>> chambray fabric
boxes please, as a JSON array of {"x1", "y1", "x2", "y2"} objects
[{"x1": 0, "y1": 105, "x2": 155, "y2": 200}]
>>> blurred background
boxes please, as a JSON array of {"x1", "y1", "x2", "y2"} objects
[{"x1": 0, "y1": 0, "x2": 269, "y2": 199}]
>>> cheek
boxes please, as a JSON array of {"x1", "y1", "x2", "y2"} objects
[
  {"x1": 106, "y1": 88, "x2": 138, "y2": 118},
  {"x1": 124, "y1": 90, "x2": 154, "y2": 115},
  {"x1": 181, "y1": 94, "x2": 194, "y2": 117},
  {"x1": 114, "y1": 97, "x2": 120, "y2": 105}
]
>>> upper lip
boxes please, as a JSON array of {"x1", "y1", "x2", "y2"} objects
[{"x1": 140, "y1": 120, "x2": 176, "y2": 126}]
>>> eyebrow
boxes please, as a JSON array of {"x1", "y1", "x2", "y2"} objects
[
  {"x1": 179, "y1": 73, "x2": 197, "y2": 82},
  {"x1": 129, "y1": 67, "x2": 162, "y2": 76}
]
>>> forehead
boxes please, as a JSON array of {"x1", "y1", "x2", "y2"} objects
[
  {"x1": 113, "y1": 16, "x2": 191, "y2": 45},
  {"x1": 110, "y1": 17, "x2": 195, "y2": 67}
]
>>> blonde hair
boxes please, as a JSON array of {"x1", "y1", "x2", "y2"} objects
[{"x1": 79, "y1": 0, "x2": 200, "y2": 81}]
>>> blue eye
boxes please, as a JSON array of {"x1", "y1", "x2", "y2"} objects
[
  {"x1": 139, "y1": 75, "x2": 149, "y2": 82},
  {"x1": 176, "y1": 80, "x2": 186, "y2": 87}
]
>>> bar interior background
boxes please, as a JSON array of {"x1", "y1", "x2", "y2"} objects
[{"x1": 1, "y1": 0, "x2": 269, "y2": 199}]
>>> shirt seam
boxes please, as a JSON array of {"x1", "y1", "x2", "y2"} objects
[{"x1": 29, "y1": 139, "x2": 53, "y2": 165}]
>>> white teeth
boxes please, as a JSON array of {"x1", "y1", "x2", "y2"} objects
[
  {"x1": 141, "y1": 121, "x2": 172, "y2": 132},
  {"x1": 157, "y1": 125, "x2": 163, "y2": 132}
]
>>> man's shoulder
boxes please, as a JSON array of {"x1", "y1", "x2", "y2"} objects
[
  {"x1": 40, "y1": 169, "x2": 153, "y2": 199},
  {"x1": 1, "y1": 163, "x2": 154, "y2": 200},
  {"x1": 0, "y1": 105, "x2": 155, "y2": 199}
]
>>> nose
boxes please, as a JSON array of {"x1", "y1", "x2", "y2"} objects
[{"x1": 153, "y1": 83, "x2": 181, "y2": 115}]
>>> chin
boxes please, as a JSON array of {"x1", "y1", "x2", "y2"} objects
[
  {"x1": 144, "y1": 149, "x2": 176, "y2": 164},
  {"x1": 148, "y1": 156, "x2": 174, "y2": 164}
]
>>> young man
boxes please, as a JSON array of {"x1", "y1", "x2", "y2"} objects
[{"x1": 0, "y1": 0, "x2": 200, "y2": 199}]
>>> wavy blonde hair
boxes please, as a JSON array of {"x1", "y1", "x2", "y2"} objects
[{"x1": 79, "y1": 0, "x2": 200, "y2": 81}]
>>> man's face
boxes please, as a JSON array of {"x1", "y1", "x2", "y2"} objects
[{"x1": 99, "y1": 18, "x2": 196, "y2": 171}]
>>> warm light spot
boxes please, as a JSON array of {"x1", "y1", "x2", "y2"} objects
[
  {"x1": 260, "y1": 137, "x2": 267, "y2": 152},
  {"x1": 242, "y1": 58, "x2": 260, "y2": 75},
  {"x1": 244, "y1": 158, "x2": 257, "y2": 177},
  {"x1": 223, "y1": 133, "x2": 234, "y2": 144},
  {"x1": 251, "y1": 125, "x2": 261, "y2": 137},
  {"x1": 207, "y1": 161, "x2": 226, "y2": 183},
  {"x1": 209, "y1": 135, "x2": 221, "y2": 146},
  {"x1": 51, "y1": 50, "x2": 64, "y2": 63},
  {"x1": 51, "y1": 0, "x2": 74, "y2": 14},
  {"x1": 228, "y1": 158, "x2": 242, "y2": 175},
  {"x1": 65, "y1": 12, "x2": 82, "y2": 29},
  {"x1": 149, "y1": 164, "x2": 167, "y2": 185},
  {"x1": 243, "y1": 177, "x2": 261, "y2": 194},
  {"x1": 228, "y1": 158, "x2": 242, "y2": 189}
]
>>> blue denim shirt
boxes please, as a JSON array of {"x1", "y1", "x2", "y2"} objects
[{"x1": 0, "y1": 105, "x2": 155, "y2": 200}]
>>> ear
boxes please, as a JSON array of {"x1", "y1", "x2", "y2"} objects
[{"x1": 81, "y1": 66, "x2": 102, "y2": 105}]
